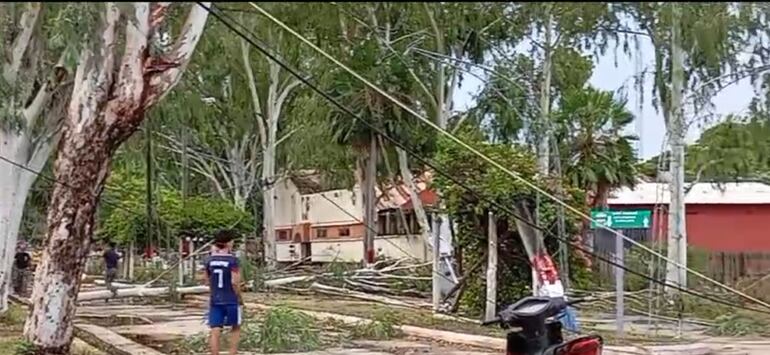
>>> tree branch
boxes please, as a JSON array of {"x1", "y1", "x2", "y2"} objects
[
  {"x1": 685, "y1": 160, "x2": 717, "y2": 195},
  {"x1": 241, "y1": 38, "x2": 267, "y2": 148},
  {"x1": 145, "y1": 2, "x2": 210, "y2": 107},
  {"x1": 2, "y1": 3, "x2": 41, "y2": 84},
  {"x1": 112, "y1": 2, "x2": 150, "y2": 120},
  {"x1": 68, "y1": 3, "x2": 120, "y2": 127},
  {"x1": 273, "y1": 77, "x2": 301, "y2": 120},
  {"x1": 23, "y1": 50, "x2": 69, "y2": 129}
]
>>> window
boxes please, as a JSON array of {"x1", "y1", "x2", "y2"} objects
[
  {"x1": 277, "y1": 230, "x2": 289, "y2": 241},
  {"x1": 316, "y1": 228, "x2": 328, "y2": 238},
  {"x1": 338, "y1": 227, "x2": 350, "y2": 237}
]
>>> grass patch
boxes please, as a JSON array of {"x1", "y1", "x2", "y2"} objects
[{"x1": 0, "y1": 304, "x2": 27, "y2": 332}]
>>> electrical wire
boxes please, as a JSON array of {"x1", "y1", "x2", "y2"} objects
[
  {"x1": 197, "y1": 3, "x2": 770, "y2": 315},
  {"x1": 241, "y1": 1, "x2": 770, "y2": 310}
]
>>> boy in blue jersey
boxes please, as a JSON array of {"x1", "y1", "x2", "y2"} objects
[{"x1": 204, "y1": 230, "x2": 243, "y2": 355}]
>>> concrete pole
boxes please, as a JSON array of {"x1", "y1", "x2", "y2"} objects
[
  {"x1": 178, "y1": 238, "x2": 184, "y2": 286},
  {"x1": 666, "y1": 2, "x2": 688, "y2": 289},
  {"x1": 485, "y1": 212, "x2": 498, "y2": 322},
  {"x1": 616, "y1": 231, "x2": 625, "y2": 337},
  {"x1": 432, "y1": 215, "x2": 442, "y2": 312}
]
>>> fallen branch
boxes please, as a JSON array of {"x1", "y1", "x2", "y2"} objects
[
  {"x1": 309, "y1": 282, "x2": 431, "y2": 309},
  {"x1": 244, "y1": 302, "x2": 719, "y2": 355},
  {"x1": 77, "y1": 285, "x2": 209, "y2": 302}
]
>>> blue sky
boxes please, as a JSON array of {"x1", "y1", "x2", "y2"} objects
[{"x1": 452, "y1": 37, "x2": 756, "y2": 160}]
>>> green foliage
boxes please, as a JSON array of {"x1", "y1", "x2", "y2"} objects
[
  {"x1": 12, "y1": 340, "x2": 34, "y2": 355},
  {"x1": 176, "y1": 307, "x2": 323, "y2": 353},
  {"x1": 433, "y1": 129, "x2": 589, "y2": 311},
  {"x1": 253, "y1": 306, "x2": 322, "y2": 353},
  {"x1": 708, "y1": 313, "x2": 769, "y2": 337},
  {"x1": 555, "y1": 87, "x2": 638, "y2": 207},
  {"x1": 0, "y1": 304, "x2": 27, "y2": 330},
  {"x1": 98, "y1": 167, "x2": 252, "y2": 247},
  {"x1": 622, "y1": 3, "x2": 760, "y2": 117},
  {"x1": 350, "y1": 308, "x2": 402, "y2": 340},
  {"x1": 621, "y1": 244, "x2": 711, "y2": 291},
  {"x1": 640, "y1": 111, "x2": 770, "y2": 181}
]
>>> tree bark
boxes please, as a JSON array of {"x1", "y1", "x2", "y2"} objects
[
  {"x1": 396, "y1": 149, "x2": 431, "y2": 251},
  {"x1": 261, "y1": 126, "x2": 277, "y2": 268},
  {"x1": 361, "y1": 135, "x2": 378, "y2": 266},
  {"x1": 0, "y1": 3, "x2": 70, "y2": 314},
  {"x1": 23, "y1": 4, "x2": 209, "y2": 353}
]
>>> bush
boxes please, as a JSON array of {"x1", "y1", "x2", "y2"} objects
[
  {"x1": 433, "y1": 129, "x2": 591, "y2": 314},
  {"x1": 350, "y1": 308, "x2": 402, "y2": 340},
  {"x1": 708, "y1": 312, "x2": 769, "y2": 336},
  {"x1": 98, "y1": 168, "x2": 253, "y2": 249}
]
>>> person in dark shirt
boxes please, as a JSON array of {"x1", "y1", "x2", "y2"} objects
[
  {"x1": 204, "y1": 230, "x2": 242, "y2": 355},
  {"x1": 12, "y1": 242, "x2": 31, "y2": 296},
  {"x1": 103, "y1": 242, "x2": 121, "y2": 297}
]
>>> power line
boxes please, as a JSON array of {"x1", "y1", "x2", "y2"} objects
[
  {"x1": 242, "y1": 1, "x2": 770, "y2": 310},
  {"x1": 197, "y1": 3, "x2": 770, "y2": 315}
]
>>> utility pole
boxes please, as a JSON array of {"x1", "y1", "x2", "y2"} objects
[
  {"x1": 363, "y1": 135, "x2": 378, "y2": 266},
  {"x1": 551, "y1": 137, "x2": 570, "y2": 289},
  {"x1": 485, "y1": 212, "x2": 498, "y2": 321},
  {"x1": 145, "y1": 115, "x2": 155, "y2": 258},
  {"x1": 432, "y1": 215, "x2": 442, "y2": 312},
  {"x1": 179, "y1": 124, "x2": 189, "y2": 285},
  {"x1": 533, "y1": 6, "x2": 554, "y2": 296},
  {"x1": 666, "y1": 2, "x2": 688, "y2": 289}
]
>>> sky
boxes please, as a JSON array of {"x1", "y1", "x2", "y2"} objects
[{"x1": 452, "y1": 37, "x2": 757, "y2": 160}]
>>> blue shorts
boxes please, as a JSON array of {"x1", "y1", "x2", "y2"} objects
[{"x1": 208, "y1": 304, "x2": 242, "y2": 328}]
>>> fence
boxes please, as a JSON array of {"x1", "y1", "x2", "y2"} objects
[
  {"x1": 708, "y1": 252, "x2": 770, "y2": 285},
  {"x1": 588, "y1": 229, "x2": 770, "y2": 291}
]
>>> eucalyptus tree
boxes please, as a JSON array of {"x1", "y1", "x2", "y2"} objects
[
  {"x1": 620, "y1": 2, "x2": 762, "y2": 288},
  {"x1": 23, "y1": 3, "x2": 209, "y2": 352},
  {"x1": 503, "y1": 3, "x2": 623, "y2": 175},
  {"x1": 0, "y1": 3, "x2": 80, "y2": 313},
  {"x1": 472, "y1": 3, "x2": 624, "y2": 295}
]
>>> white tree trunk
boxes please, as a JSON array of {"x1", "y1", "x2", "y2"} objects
[
  {"x1": 531, "y1": 11, "x2": 554, "y2": 296},
  {"x1": 396, "y1": 149, "x2": 431, "y2": 250},
  {"x1": 0, "y1": 2, "x2": 68, "y2": 314},
  {"x1": 0, "y1": 146, "x2": 38, "y2": 311},
  {"x1": 363, "y1": 136, "x2": 378, "y2": 266},
  {"x1": 23, "y1": 4, "x2": 209, "y2": 352},
  {"x1": 666, "y1": 4, "x2": 687, "y2": 290},
  {"x1": 262, "y1": 128, "x2": 277, "y2": 268}
]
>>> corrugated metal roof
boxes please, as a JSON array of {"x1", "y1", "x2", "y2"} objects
[
  {"x1": 608, "y1": 181, "x2": 770, "y2": 205},
  {"x1": 375, "y1": 171, "x2": 435, "y2": 210}
]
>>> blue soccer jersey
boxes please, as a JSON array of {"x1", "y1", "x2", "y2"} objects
[{"x1": 205, "y1": 254, "x2": 240, "y2": 305}]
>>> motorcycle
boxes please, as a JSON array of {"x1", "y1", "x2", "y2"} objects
[{"x1": 482, "y1": 296, "x2": 603, "y2": 355}]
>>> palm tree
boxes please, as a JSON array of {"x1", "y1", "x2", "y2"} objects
[
  {"x1": 555, "y1": 87, "x2": 638, "y2": 209},
  {"x1": 327, "y1": 42, "x2": 416, "y2": 264}
]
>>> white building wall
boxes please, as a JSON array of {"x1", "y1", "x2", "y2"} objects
[
  {"x1": 301, "y1": 187, "x2": 362, "y2": 225},
  {"x1": 274, "y1": 178, "x2": 301, "y2": 228},
  {"x1": 305, "y1": 235, "x2": 429, "y2": 263}
]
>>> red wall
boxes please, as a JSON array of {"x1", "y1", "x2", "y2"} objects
[{"x1": 610, "y1": 204, "x2": 770, "y2": 252}]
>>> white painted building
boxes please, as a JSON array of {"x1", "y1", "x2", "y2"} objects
[{"x1": 272, "y1": 171, "x2": 450, "y2": 263}]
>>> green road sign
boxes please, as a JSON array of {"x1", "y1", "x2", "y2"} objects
[{"x1": 590, "y1": 209, "x2": 652, "y2": 229}]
